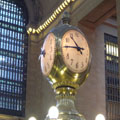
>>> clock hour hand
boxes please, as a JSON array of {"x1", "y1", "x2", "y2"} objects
[
  {"x1": 41, "y1": 48, "x2": 46, "y2": 57},
  {"x1": 64, "y1": 46, "x2": 84, "y2": 54},
  {"x1": 64, "y1": 45, "x2": 78, "y2": 49}
]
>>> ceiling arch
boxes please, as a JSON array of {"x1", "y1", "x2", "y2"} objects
[{"x1": 24, "y1": 0, "x2": 43, "y2": 27}]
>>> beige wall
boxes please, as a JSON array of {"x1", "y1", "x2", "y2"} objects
[
  {"x1": 25, "y1": 36, "x2": 56, "y2": 120},
  {"x1": 76, "y1": 22, "x2": 117, "y2": 120}
]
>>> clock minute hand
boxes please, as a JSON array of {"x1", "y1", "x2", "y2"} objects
[
  {"x1": 64, "y1": 45, "x2": 84, "y2": 55},
  {"x1": 64, "y1": 45, "x2": 84, "y2": 50},
  {"x1": 70, "y1": 34, "x2": 85, "y2": 54},
  {"x1": 70, "y1": 34, "x2": 79, "y2": 48}
]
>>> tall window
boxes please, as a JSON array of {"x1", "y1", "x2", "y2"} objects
[
  {"x1": 104, "y1": 33, "x2": 120, "y2": 120},
  {"x1": 0, "y1": 0, "x2": 28, "y2": 117}
]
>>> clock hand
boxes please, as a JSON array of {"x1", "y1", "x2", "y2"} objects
[
  {"x1": 64, "y1": 46, "x2": 84, "y2": 50},
  {"x1": 70, "y1": 34, "x2": 79, "y2": 48},
  {"x1": 41, "y1": 48, "x2": 46, "y2": 57},
  {"x1": 70, "y1": 34, "x2": 85, "y2": 54},
  {"x1": 64, "y1": 46, "x2": 84, "y2": 54},
  {"x1": 64, "y1": 45, "x2": 79, "y2": 49}
]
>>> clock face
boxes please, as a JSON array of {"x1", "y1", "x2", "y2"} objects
[
  {"x1": 41, "y1": 33, "x2": 56, "y2": 76},
  {"x1": 61, "y1": 30, "x2": 90, "y2": 73}
]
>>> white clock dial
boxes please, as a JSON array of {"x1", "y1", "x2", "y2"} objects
[
  {"x1": 41, "y1": 33, "x2": 56, "y2": 76},
  {"x1": 61, "y1": 30, "x2": 90, "y2": 73}
]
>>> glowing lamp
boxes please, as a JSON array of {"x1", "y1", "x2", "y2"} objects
[
  {"x1": 95, "y1": 114, "x2": 105, "y2": 120},
  {"x1": 28, "y1": 117, "x2": 37, "y2": 120},
  {"x1": 48, "y1": 106, "x2": 59, "y2": 119}
]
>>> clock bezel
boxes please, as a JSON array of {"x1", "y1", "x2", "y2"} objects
[
  {"x1": 41, "y1": 32, "x2": 56, "y2": 76},
  {"x1": 61, "y1": 29, "x2": 90, "y2": 73}
]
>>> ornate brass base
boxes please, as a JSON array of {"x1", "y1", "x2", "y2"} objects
[
  {"x1": 56, "y1": 97, "x2": 85, "y2": 120},
  {"x1": 45, "y1": 91, "x2": 86, "y2": 120}
]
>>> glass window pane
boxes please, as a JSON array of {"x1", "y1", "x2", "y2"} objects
[
  {"x1": 104, "y1": 33, "x2": 120, "y2": 120},
  {"x1": 0, "y1": 0, "x2": 28, "y2": 117}
]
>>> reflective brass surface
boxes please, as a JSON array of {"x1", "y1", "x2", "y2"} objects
[{"x1": 44, "y1": 24, "x2": 91, "y2": 95}]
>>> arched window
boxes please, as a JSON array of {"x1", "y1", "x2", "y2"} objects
[{"x1": 0, "y1": 0, "x2": 28, "y2": 117}]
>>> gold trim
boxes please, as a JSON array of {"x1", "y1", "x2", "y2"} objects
[
  {"x1": 27, "y1": 0, "x2": 76, "y2": 34},
  {"x1": 53, "y1": 81, "x2": 79, "y2": 89}
]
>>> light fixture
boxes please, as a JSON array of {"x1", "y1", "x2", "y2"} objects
[
  {"x1": 58, "y1": 7, "x2": 62, "y2": 12},
  {"x1": 95, "y1": 114, "x2": 105, "y2": 120},
  {"x1": 56, "y1": 9, "x2": 59, "y2": 14},
  {"x1": 51, "y1": 16, "x2": 54, "y2": 21},
  {"x1": 36, "y1": 30, "x2": 39, "y2": 34},
  {"x1": 49, "y1": 17, "x2": 52, "y2": 22},
  {"x1": 64, "y1": 1, "x2": 68, "y2": 6},
  {"x1": 47, "y1": 19, "x2": 50, "y2": 24},
  {"x1": 46, "y1": 21, "x2": 49, "y2": 26},
  {"x1": 48, "y1": 106, "x2": 59, "y2": 119},
  {"x1": 40, "y1": 26, "x2": 43, "y2": 30},
  {"x1": 67, "y1": 0, "x2": 71, "y2": 3},
  {"x1": 60, "y1": 5, "x2": 64, "y2": 10},
  {"x1": 32, "y1": 29, "x2": 36, "y2": 34},
  {"x1": 38, "y1": 28, "x2": 41, "y2": 32},
  {"x1": 28, "y1": 116, "x2": 37, "y2": 120},
  {"x1": 52, "y1": 14, "x2": 56, "y2": 19},
  {"x1": 29, "y1": 27, "x2": 32, "y2": 32},
  {"x1": 53, "y1": 11, "x2": 57, "y2": 16},
  {"x1": 62, "y1": 3, "x2": 66, "y2": 8},
  {"x1": 42, "y1": 25, "x2": 45, "y2": 29},
  {"x1": 44, "y1": 23, "x2": 47, "y2": 27}
]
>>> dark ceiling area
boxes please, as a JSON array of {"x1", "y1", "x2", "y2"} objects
[{"x1": 79, "y1": 0, "x2": 116, "y2": 29}]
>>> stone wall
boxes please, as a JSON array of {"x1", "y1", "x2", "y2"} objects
[{"x1": 76, "y1": 22, "x2": 117, "y2": 120}]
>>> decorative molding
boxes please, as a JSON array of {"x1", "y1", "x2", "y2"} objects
[{"x1": 27, "y1": 0, "x2": 76, "y2": 35}]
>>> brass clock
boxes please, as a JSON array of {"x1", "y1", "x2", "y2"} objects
[{"x1": 40, "y1": 24, "x2": 91, "y2": 92}]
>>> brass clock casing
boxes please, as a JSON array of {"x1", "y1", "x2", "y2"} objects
[{"x1": 41, "y1": 24, "x2": 91, "y2": 95}]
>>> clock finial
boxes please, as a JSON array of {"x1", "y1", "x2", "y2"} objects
[{"x1": 62, "y1": 11, "x2": 70, "y2": 24}]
